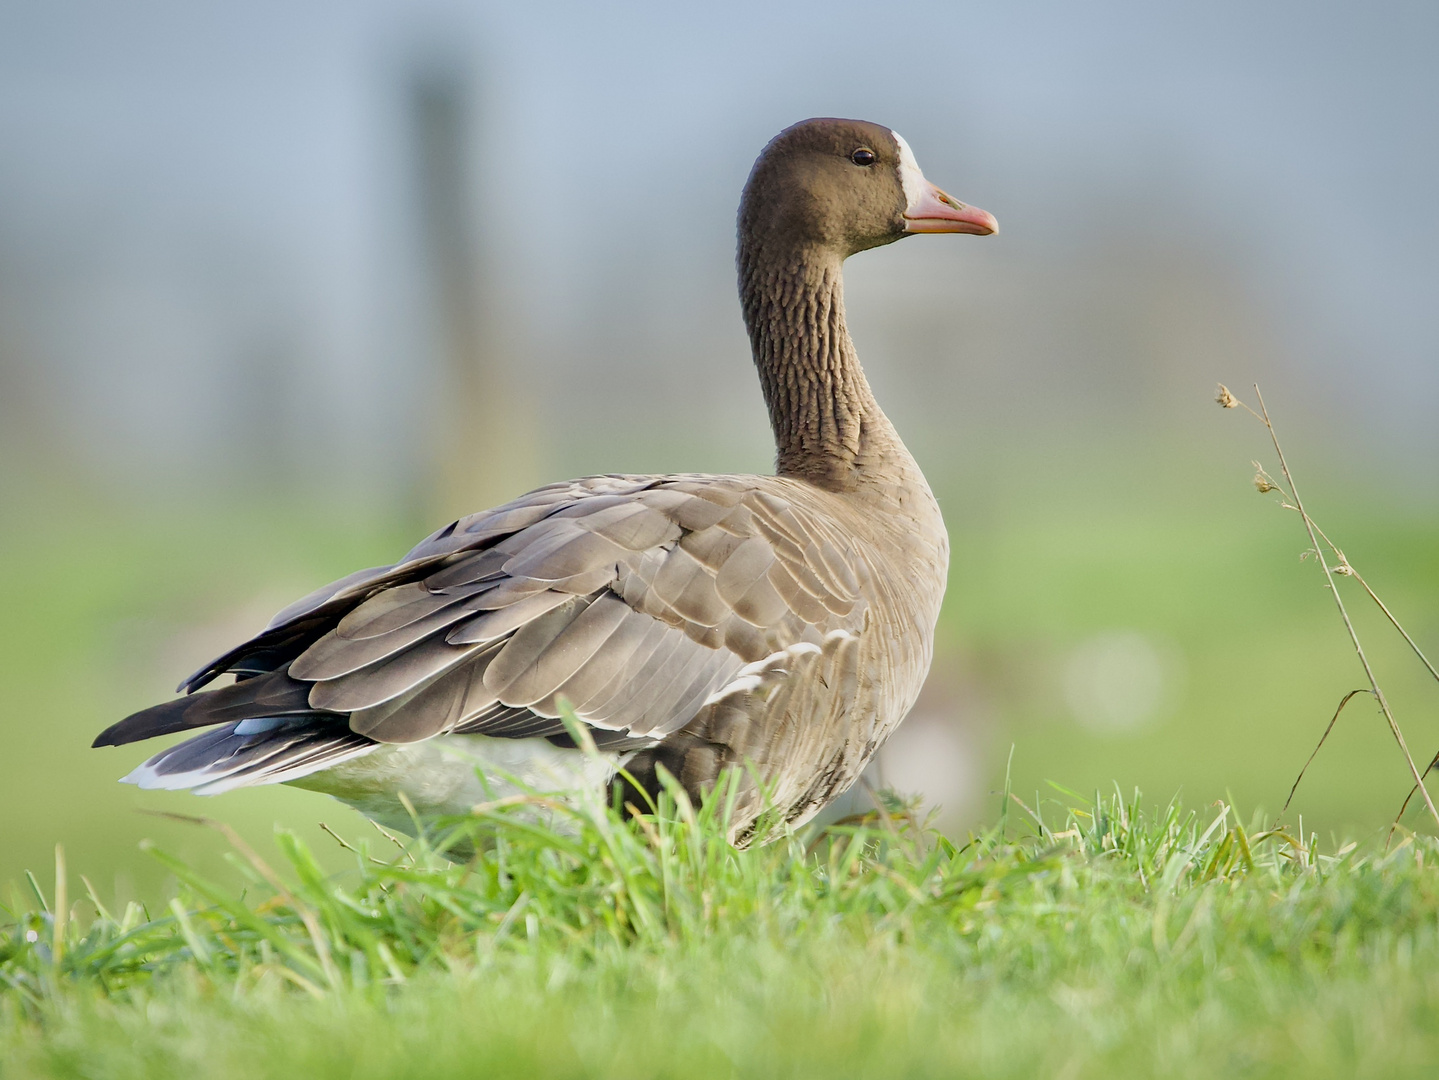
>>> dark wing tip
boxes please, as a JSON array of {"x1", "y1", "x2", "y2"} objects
[
  {"x1": 92, "y1": 698, "x2": 192, "y2": 748},
  {"x1": 94, "y1": 667, "x2": 314, "y2": 749}
]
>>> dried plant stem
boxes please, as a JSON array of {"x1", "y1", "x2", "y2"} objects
[
  {"x1": 1309, "y1": 522, "x2": 1439, "y2": 686},
  {"x1": 1251, "y1": 386, "x2": 1439, "y2": 828},
  {"x1": 1347, "y1": 575, "x2": 1439, "y2": 679},
  {"x1": 1391, "y1": 753, "x2": 1439, "y2": 844},
  {"x1": 1282, "y1": 689, "x2": 1371, "y2": 815},
  {"x1": 319, "y1": 822, "x2": 388, "y2": 866}
]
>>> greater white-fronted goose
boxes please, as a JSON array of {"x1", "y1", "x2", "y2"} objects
[{"x1": 95, "y1": 118, "x2": 997, "y2": 844}]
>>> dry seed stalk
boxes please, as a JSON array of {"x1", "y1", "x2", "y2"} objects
[{"x1": 1217, "y1": 383, "x2": 1439, "y2": 830}]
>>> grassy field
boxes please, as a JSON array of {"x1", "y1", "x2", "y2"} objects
[
  {"x1": 4, "y1": 783, "x2": 1439, "y2": 1078},
  {"x1": 5, "y1": 437, "x2": 1439, "y2": 893},
  {"x1": 4, "y1": 428, "x2": 1439, "y2": 1075}
]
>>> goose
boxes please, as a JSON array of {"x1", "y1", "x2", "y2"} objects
[{"x1": 94, "y1": 118, "x2": 997, "y2": 846}]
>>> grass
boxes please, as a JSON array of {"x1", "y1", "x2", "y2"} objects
[
  {"x1": 5, "y1": 427, "x2": 1439, "y2": 1076},
  {"x1": 4, "y1": 780, "x2": 1439, "y2": 1078}
]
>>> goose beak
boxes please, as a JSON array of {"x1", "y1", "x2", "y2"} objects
[{"x1": 903, "y1": 181, "x2": 998, "y2": 235}]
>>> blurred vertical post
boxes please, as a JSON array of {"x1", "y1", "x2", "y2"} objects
[{"x1": 407, "y1": 53, "x2": 536, "y2": 521}]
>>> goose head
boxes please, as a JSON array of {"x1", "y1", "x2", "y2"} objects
[{"x1": 738, "y1": 117, "x2": 997, "y2": 259}]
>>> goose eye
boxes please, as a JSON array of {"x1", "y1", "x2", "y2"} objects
[{"x1": 850, "y1": 148, "x2": 876, "y2": 167}]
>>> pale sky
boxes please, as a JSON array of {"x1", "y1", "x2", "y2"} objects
[{"x1": 1, "y1": 0, "x2": 1435, "y2": 493}]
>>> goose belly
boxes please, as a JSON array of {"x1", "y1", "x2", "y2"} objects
[{"x1": 286, "y1": 734, "x2": 625, "y2": 837}]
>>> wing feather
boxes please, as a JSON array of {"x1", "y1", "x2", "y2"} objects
[
  {"x1": 809, "y1": 537, "x2": 863, "y2": 598},
  {"x1": 501, "y1": 527, "x2": 621, "y2": 582},
  {"x1": 94, "y1": 666, "x2": 317, "y2": 748},
  {"x1": 122, "y1": 719, "x2": 376, "y2": 796},
  {"x1": 262, "y1": 564, "x2": 398, "y2": 632},
  {"x1": 714, "y1": 536, "x2": 777, "y2": 602},
  {"x1": 446, "y1": 590, "x2": 576, "y2": 644},
  {"x1": 482, "y1": 596, "x2": 591, "y2": 698},
  {"x1": 580, "y1": 503, "x2": 679, "y2": 550},
  {"x1": 498, "y1": 593, "x2": 632, "y2": 707},
  {"x1": 545, "y1": 606, "x2": 657, "y2": 713},
  {"x1": 582, "y1": 625, "x2": 690, "y2": 728},
  {"x1": 730, "y1": 572, "x2": 790, "y2": 627},
  {"x1": 309, "y1": 635, "x2": 490, "y2": 712},
  {"x1": 563, "y1": 616, "x2": 671, "y2": 716},
  {"x1": 347, "y1": 642, "x2": 503, "y2": 742},
  {"x1": 649, "y1": 546, "x2": 729, "y2": 627},
  {"x1": 765, "y1": 563, "x2": 832, "y2": 625},
  {"x1": 679, "y1": 528, "x2": 747, "y2": 572},
  {"x1": 658, "y1": 492, "x2": 733, "y2": 531},
  {"x1": 422, "y1": 548, "x2": 510, "y2": 591},
  {"x1": 334, "y1": 584, "x2": 450, "y2": 639},
  {"x1": 292, "y1": 590, "x2": 494, "y2": 681}
]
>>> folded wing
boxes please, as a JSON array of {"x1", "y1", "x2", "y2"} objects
[{"x1": 95, "y1": 475, "x2": 870, "y2": 771}]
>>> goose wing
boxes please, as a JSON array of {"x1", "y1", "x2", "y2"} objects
[{"x1": 95, "y1": 474, "x2": 870, "y2": 754}]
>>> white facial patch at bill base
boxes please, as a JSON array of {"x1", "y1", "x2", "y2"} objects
[{"x1": 891, "y1": 130, "x2": 928, "y2": 215}]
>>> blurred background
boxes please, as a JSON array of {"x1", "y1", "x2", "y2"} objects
[{"x1": 3, "y1": 0, "x2": 1438, "y2": 902}]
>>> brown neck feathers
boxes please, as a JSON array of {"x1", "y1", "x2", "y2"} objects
[{"x1": 739, "y1": 243, "x2": 900, "y2": 491}]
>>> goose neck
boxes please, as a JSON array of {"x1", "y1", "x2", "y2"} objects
[{"x1": 740, "y1": 245, "x2": 906, "y2": 492}]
